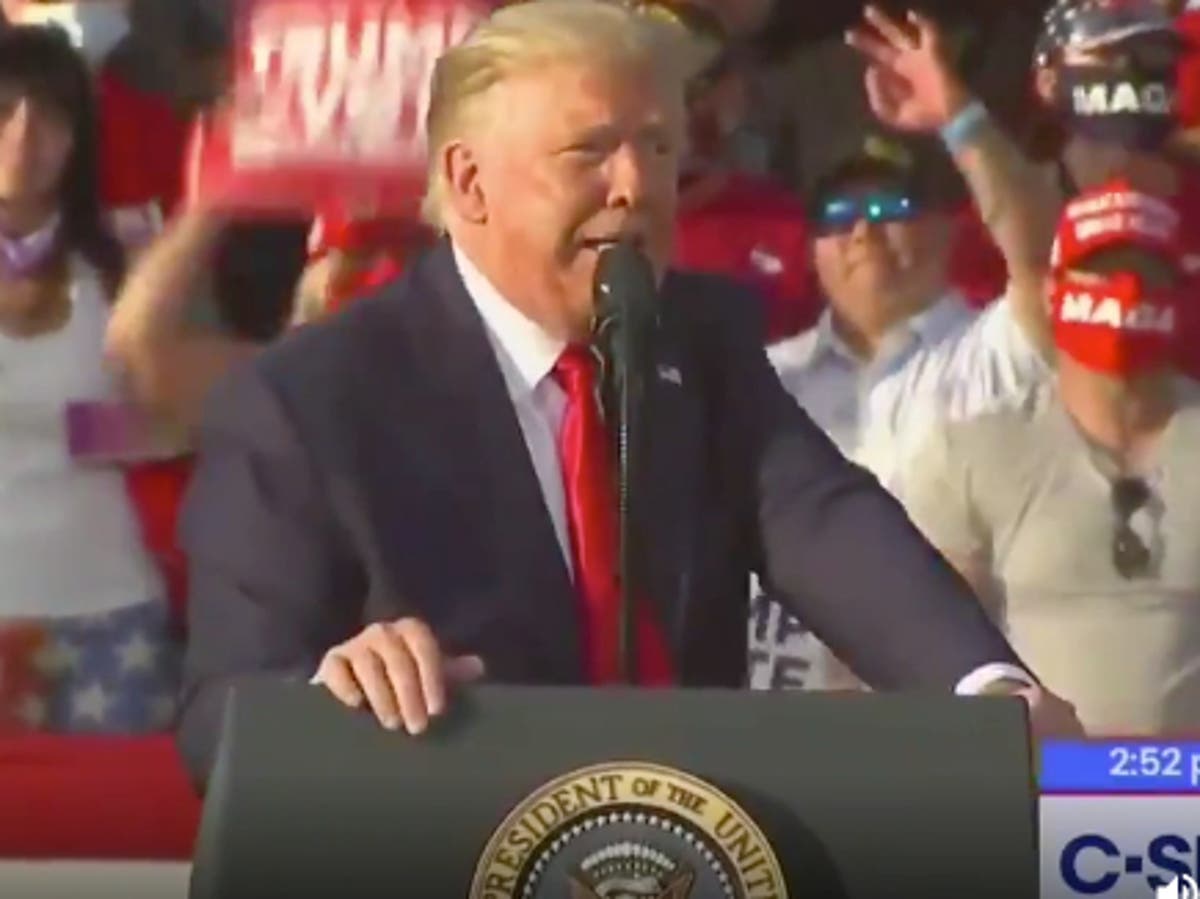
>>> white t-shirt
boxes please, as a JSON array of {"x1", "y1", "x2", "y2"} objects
[
  {"x1": 0, "y1": 261, "x2": 163, "y2": 618},
  {"x1": 748, "y1": 293, "x2": 1048, "y2": 691}
]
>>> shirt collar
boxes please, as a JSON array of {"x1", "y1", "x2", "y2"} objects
[
  {"x1": 452, "y1": 243, "x2": 565, "y2": 397},
  {"x1": 809, "y1": 291, "x2": 972, "y2": 366}
]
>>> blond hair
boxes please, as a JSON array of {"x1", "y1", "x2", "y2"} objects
[{"x1": 419, "y1": 0, "x2": 688, "y2": 231}]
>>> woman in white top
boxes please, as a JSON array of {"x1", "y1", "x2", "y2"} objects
[{"x1": 0, "y1": 27, "x2": 177, "y2": 733}]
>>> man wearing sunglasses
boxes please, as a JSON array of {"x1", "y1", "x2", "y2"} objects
[
  {"x1": 751, "y1": 6, "x2": 1064, "y2": 691},
  {"x1": 902, "y1": 181, "x2": 1200, "y2": 736},
  {"x1": 770, "y1": 6, "x2": 1059, "y2": 495}
]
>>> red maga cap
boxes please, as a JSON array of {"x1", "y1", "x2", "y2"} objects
[{"x1": 1050, "y1": 179, "x2": 1182, "y2": 272}]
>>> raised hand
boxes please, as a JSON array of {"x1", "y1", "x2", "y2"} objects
[{"x1": 845, "y1": 5, "x2": 971, "y2": 133}]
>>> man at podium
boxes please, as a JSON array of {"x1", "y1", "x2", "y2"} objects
[{"x1": 176, "y1": 0, "x2": 1079, "y2": 788}]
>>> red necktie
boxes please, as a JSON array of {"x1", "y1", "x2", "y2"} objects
[{"x1": 552, "y1": 346, "x2": 674, "y2": 686}]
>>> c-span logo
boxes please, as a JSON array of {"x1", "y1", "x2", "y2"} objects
[{"x1": 470, "y1": 761, "x2": 787, "y2": 899}]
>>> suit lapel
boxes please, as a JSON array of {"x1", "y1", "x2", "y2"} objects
[{"x1": 364, "y1": 243, "x2": 583, "y2": 681}]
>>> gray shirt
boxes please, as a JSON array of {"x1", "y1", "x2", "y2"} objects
[{"x1": 903, "y1": 379, "x2": 1200, "y2": 735}]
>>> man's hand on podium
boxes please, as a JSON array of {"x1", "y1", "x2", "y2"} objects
[
  {"x1": 982, "y1": 679, "x2": 1086, "y2": 741},
  {"x1": 310, "y1": 618, "x2": 485, "y2": 734}
]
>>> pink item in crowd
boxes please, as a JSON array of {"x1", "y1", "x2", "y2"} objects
[{"x1": 0, "y1": 215, "x2": 60, "y2": 279}]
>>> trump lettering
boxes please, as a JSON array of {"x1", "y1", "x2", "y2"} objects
[{"x1": 232, "y1": 0, "x2": 480, "y2": 164}]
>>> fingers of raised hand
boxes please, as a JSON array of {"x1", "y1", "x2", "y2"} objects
[
  {"x1": 863, "y1": 5, "x2": 918, "y2": 52},
  {"x1": 846, "y1": 25, "x2": 901, "y2": 68},
  {"x1": 905, "y1": 9, "x2": 942, "y2": 51}
]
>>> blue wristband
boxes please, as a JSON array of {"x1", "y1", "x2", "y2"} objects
[{"x1": 939, "y1": 99, "x2": 990, "y2": 153}]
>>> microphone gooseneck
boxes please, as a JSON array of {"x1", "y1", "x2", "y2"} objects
[{"x1": 591, "y1": 240, "x2": 660, "y2": 685}]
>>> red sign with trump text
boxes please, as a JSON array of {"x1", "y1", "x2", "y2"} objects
[{"x1": 190, "y1": 0, "x2": 489, "y2": 216}]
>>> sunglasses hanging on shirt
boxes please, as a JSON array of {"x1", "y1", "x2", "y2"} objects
[
  {"x1": 813, "y1": 192, "x2": 920, "y2": 236},
  {"x1": 1110, "y1": 476, "x2": 1153, "y2": 579}
]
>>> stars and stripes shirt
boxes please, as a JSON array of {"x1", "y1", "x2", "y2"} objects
[{"x1": 0, "y1": 601, "x2": 180, "y2": 734}]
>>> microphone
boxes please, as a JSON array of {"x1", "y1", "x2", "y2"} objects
[
  {"x1": 592, "y1": 240, "x2": 660, "y2": 402},
  {"x1": 591, "y1": 240, "x2": 660, "y2": 686}
]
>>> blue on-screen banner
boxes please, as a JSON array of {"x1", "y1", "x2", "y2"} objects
[{"x1": 1040, "y1": 741, "x2": 1200, "y2": 792}]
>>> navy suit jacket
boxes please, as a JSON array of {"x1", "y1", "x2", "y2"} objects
[{"x1": 177, "y1": 242, "x2": 1023, "y2": 786}]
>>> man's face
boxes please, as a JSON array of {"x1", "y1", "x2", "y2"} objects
[
  {"x1": 812, "y1": 177, "x2": 951, "y2": 322},
  {"x1": 1061, "y1": 136, "x2": 1180, "y2": 193},
  {"x1": 457, "y1": 59, "x2": 684, "y2": 337}
]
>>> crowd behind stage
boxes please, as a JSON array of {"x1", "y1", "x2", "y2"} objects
[{"x1": 1, "y1": 0, "x2": 1200, "y2": 849}]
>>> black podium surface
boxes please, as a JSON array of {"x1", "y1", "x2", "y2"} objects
[{"x1": 191, "y1": 681, "x2": 1037, "y2": 899}]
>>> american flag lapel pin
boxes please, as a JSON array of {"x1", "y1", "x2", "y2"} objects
[{"x1": 657, "y1": 364, "x2": 683, "y2": 386}]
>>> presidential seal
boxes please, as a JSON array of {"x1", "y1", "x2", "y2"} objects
[{"x1": 470, "y1": 761, "x2": 787, "y2": 899}]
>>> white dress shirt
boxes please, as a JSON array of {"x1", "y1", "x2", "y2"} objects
[
  {"x1": 768, "y1": 291, "x2": 1048, "y2": 494},
  {"x1": 453, "y1": 246, "x2": 1033, "y2": 695},
  {"x1": 454, "y1": 245, "x2": 574, "y2": 575}
]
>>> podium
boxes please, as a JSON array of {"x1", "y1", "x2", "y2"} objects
[{"x1": 190, "y1": 681, "x2": 1037, "y2": 899}]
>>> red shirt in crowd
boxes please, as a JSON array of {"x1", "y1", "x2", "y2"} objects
[
  {"x1": 948, "y1": 204, "x2": 1008, "y2": 309},
  {"x1": 307, "y1": 211, "x2": 431, "y2": 312},
  {"x1": 1178, "y1": 5, "x2": 1200, "y2": 131},
  {"x1": 324, "y1": 255, "x2": 407, "y2": 313},
  {"x1": 95, "y1": 67, "x2": 190, "y2": 242},
  {"x1": 673, "y1": 171, "x2": 821, "y2": 343},
  {"x1": 1173, "y1": 168, "x2": 1200, "y2": 380},
  {"x1": 1175, "y1": 6, "x2": 1200, "y2": 378}
]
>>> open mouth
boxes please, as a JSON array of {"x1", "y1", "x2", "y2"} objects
[{"x1": 580, "y1": 234, "x2": 646, "y2": 253}]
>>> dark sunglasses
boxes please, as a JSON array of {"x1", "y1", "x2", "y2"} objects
[
  {"x1": 814, "y1": 192, "x2": 920, "y2": 236},
  {"x1": 1111, "y1": 476, "x2": 1153, "y2": 579}
]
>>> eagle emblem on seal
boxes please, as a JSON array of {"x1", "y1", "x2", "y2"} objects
[{"x1": 569, "y1": 842, "x2": 696, "y2": 899}]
